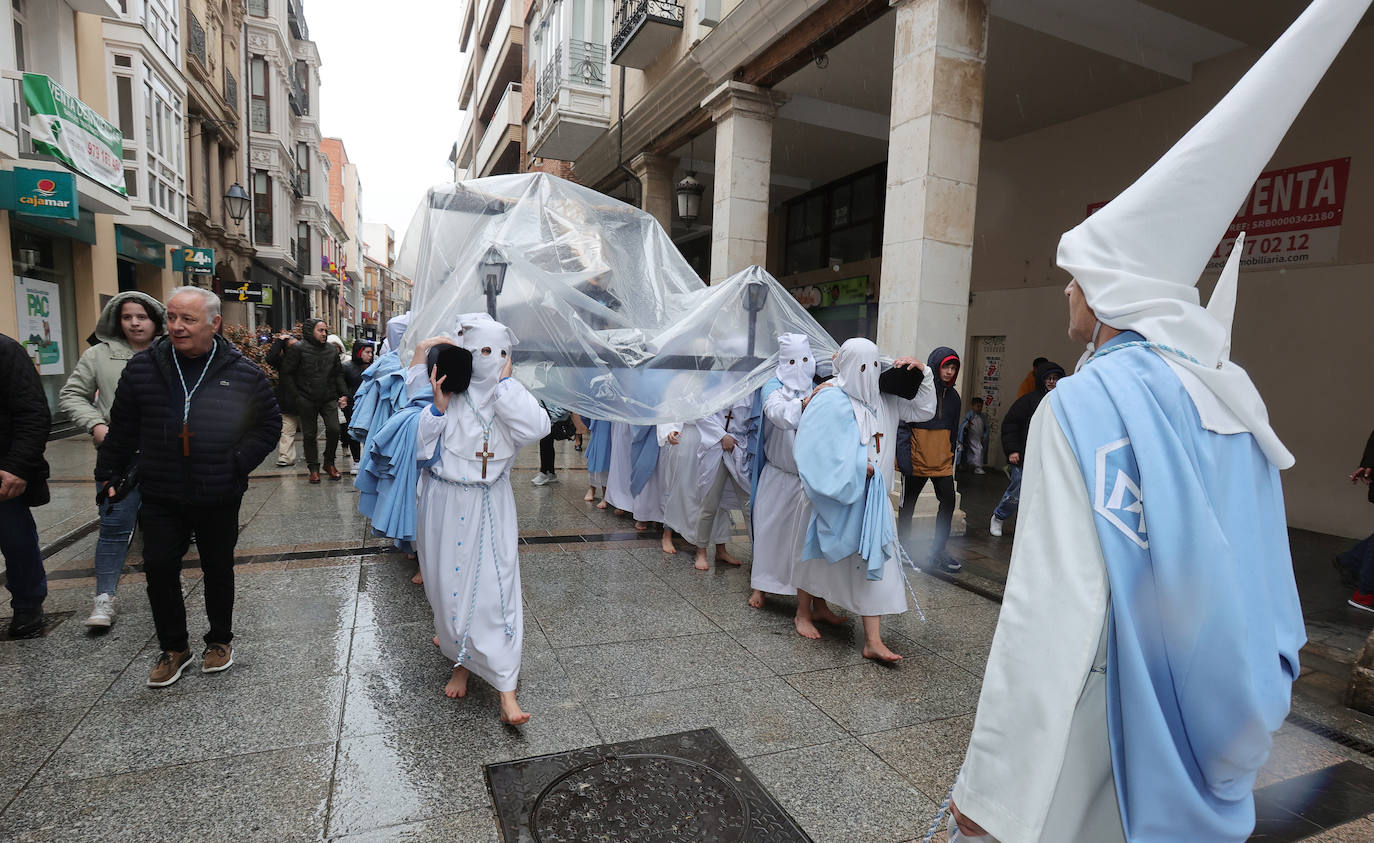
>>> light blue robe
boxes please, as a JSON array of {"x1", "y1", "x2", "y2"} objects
[
  {"x1": 794, "y1": 386, "x2": 899, "y2": 581},
  {"x1": 348, "y1": 350, "x2": 409, "y2": 444},
  {"x1": 584, "y1": 418, "x2": 612, "y2": 476},
  {"x1": 354, "y1": 361, "x2": 433, "y2": 544},
  {"x1": 1050, "y1": 331, "x2": 1305, "y2": 841}
]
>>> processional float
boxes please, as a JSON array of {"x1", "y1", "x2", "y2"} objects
[{"x1": 393, "y1": 172, "x2": 839, "y2": 425}]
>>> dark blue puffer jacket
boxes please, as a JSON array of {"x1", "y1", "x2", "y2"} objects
[{"x1": 96, "y1": 335, "x2": 281, "y2": 505}]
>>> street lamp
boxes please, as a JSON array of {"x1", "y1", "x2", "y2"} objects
[
  {"x1": 744, "y1": 278, "x2": 769, "y2": 358},
  {"x1": 675, "y1": 173, "x2": 704, "y2": 224},
  {"x1": 478, "y1": 245, "x2": 509, "y2": 318},
  {"x1": 224, "y1": 183, "x2": 251, "y2": 225}
]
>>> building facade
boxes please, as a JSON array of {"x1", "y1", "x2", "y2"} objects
[
  {"x1": 182, "y1": 0, "x2": 257, "y2": 325},
  {"x1": 321, "y1": 136, "x2": 362, "y2": 340},
  {"x1": 521, "y1": 0, "x2": 1374, "y2": 538},
  {"x1": 454, "y1": 0, "x2": 526, "y2": 180},
  {"x1": 244, "y1": 0, "x2": 330, "y2": 332}
]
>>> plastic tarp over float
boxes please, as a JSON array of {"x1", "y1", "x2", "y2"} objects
[{"x1": 393, "y1": 172, "x2": 838, "y2": 425}]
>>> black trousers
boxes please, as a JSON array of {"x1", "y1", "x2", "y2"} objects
[
  {"x1": 140, "y1": 496, "x2": 241, "y2": 652},
  {"x1": 341, "y1": 405, "x2": 360, "y2": 461},
  {"x1": 299, "y1": 399, "x2": 340, "y2": 470},
  {"x1": 899, "y1": 474, "x2": 956, "y2": 556},
  {"x1": 539, "y1": 433, "x2": 556, "y2": 474}
]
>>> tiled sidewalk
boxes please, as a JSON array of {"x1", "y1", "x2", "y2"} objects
[{"x1": 2, "y1": 439, "x2": 1373, "y2": 841}]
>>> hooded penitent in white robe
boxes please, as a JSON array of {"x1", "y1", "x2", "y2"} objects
[
  {"x1": 952, "y1": 2, "x2": 1364, "y2": 839},
  {"x1": 413, "y1": 314, "x2": 550, "y2": 693},
  {"x1": 793, "y1": 339, "x2": 935, "y2": 616},
  {"x1": 662, "y1": 396, "x2": 759, "y2": 550},
  {"x1": 602, "y1": 421, "x2": 636, "y2": 512},
  {"x1": 749, "y1": 333, "x2": 816, "y2": 596}
]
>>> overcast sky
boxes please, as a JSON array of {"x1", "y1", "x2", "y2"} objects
[{"x1": 310, "y1": 0, "x2": 461, "y2": 246}]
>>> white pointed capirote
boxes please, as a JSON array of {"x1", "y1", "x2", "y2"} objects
[
  {"x1": 1057, "y1": 0, "x2": 1371, "y2": 470},
  {"x1": 1207, "y1": 233, "x2": 1244, "y2": 365}
]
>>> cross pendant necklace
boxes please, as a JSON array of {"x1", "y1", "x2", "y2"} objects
[
  {"x1": 171, "y1": 342, "x2": 217, "y2": 458},
  {"x1": 475, "y1": 437, "x2": 495, "y2": 479},
  {"x1": 464, "y1": 393, "x2": 496, "y2": 479},
  {"x1": 873, "y1": 432, "x2": 883, "y2": 454}
]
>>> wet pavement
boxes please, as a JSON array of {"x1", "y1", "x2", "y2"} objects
[{"x1": 2, "y1": 437, "x2": 1373, "y2": 841}]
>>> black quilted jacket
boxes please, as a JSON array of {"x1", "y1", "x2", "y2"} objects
[
  {"x1": 0, "y1": 333, "x2": 51, "y2": 506},
  {"x1": 96, "y1": 335, "x2": 281, "y2": 505}
]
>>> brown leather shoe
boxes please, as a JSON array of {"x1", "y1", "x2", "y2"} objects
[
  {"x1": 324, "y1": 464, "x2": 341, "y2": 481},
  {"x1": 147, "y1": 649, "x2": 193, "y2": 687},
  {"x1": 201, "y1": 643, "x2": 233, "y2": 673},
  {"x1": 308, "y1": 471, "x2": 321, "y2": 484}
]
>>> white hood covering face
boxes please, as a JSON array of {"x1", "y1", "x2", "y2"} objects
[
  {"x1": 1056, "y1": 0, "x2": 1370, "y2": 470},
  {"x1": 385, "y1": 311, "x2": 412, "y2": 350},
  {"x1": 454, "y1": 311, "x2": 516, "y2": 408},
  {"x1": 775, "y1": 333, "x2": 815, "y2": 395},
  {"x1": 833, "y1": 337, "x2": 883, "y2": 446}
]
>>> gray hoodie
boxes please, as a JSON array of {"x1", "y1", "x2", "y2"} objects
[{"x1": 57, "y1": 291, "x2": 166, "y2": 434}]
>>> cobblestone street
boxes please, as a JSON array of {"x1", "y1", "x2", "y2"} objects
[{"x1": 3, "y1": 436, "x2": 1374, "y2": 841}]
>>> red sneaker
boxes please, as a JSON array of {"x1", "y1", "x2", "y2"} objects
[{"x1": 1349, "y1": 591, "x2": 1374, "y2": 613}]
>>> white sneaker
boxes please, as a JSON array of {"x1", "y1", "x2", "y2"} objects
[
  {"x1": 350, "y1": 465, "x2": 359, "y2": 475},
  {"x1": 989, "y1": 516, "x2": 1004, "y2": 537},
  {"x1": 530, "y1": 472, "x2": 553, "y2": 486},
  {"x1": 85, "y1": 593, "x2": 116, "y2": 628}
]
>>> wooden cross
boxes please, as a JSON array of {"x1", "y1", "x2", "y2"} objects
[
  {"x1": 873, "y1": 432, "x2": 883, "y2": 454},
  {"x1": 179, "y1": 423, "x2": 195, "y2": 457},
  {"x1": 723, "y1": 408, "x2": 734, "y2": 431},
  {"x1": 475, "y1": 436, "x2": 495, "y2": 479}
]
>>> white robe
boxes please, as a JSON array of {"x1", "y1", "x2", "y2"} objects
[
  {"x1": 953, "y1": 399, "x2": 1123, "y2": 843},
  {"x1": 631, "y1": 430, "x2": 670, "y2": 524},
  {"x1": 794, "y1": 377, "x2": 937, "y2": 616},
  {"x1": 410, "y1": 366, "x2": 550, "y2": 693},
  {"x1": 659, "y1": 421, "x2": 733, "y2": 547},
  {"x1": 603, "y1": 421, "x2": 635, "y2": 512},
  {"x1": 750, "y1": 386, "x2": 809, "y2": 596}
]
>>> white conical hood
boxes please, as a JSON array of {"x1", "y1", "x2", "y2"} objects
[{"x1": 1057, "y1": 0, "x2": 1370, "y2": 470}]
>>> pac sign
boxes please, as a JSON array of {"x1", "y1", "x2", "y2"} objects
[{"x1": 172, "y1": 246, "x2": 215, "y2": 273}]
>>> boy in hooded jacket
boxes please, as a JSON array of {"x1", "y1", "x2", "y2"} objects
[
  {"x1": 895, "y1": 347, "x2": 962, "y2": 573},
  {"x1": 58, "y1": 291, "x2": 166, "y2": 628}
]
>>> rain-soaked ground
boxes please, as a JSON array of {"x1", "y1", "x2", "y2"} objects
[{"x1": 4, "y1": 436, "x2": 1374, "y2": 841}]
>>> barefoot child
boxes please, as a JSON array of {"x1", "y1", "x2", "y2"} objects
[
  {"x1": 793, "y1": 339, "x2": 935, "y2": 659},
  {"x1": 410, "y1": 315, "x2": 549, "y2": 725}
]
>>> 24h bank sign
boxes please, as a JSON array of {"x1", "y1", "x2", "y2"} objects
[{"x1": 22, "y1": 73, "x2": 126, "y2": 195}]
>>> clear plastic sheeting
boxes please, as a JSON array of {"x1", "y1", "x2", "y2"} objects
[{"x1": 394, "y1": 172, "x2": 838, "y2": 425}]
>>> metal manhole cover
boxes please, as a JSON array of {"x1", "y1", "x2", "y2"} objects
[{"x1": 486, "y1": 728, "x2": 810, "y2": 843}]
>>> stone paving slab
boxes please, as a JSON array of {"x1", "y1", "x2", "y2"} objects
[{"x1": 3, "y1": 437, "x2": 1373, "y2": 841}]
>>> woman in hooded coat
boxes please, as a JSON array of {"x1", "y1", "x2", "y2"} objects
[
  {"x1": 895, "y1": 347, "x2": 962, "y2": 573},
  {"x1": 58, "y1": 291, "x2": 166, "y2": 628},
  {"x1": 340, "y1": 341, "x2": 374, "y2": 470}
]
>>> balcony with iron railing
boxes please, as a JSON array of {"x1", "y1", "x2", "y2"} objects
[
  {"x1": 530, "y1": 39, "x2": 611, "y2": 162},
  {"x1": 611, "y1": 0, "x2": 683, "y2": 69},
  {"x1": 189, "y1": 10, "x2": 207, "y2": 67},
  {"x1": 288, "y1": 0, "x2": 309, "y2": 40}
]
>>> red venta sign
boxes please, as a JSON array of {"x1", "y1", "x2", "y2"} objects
[{"x1": 1087, "y1": 157, "x2": 1350, "y2": 272}]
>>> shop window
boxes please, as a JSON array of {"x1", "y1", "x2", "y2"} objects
[
  {"x1": 253, "y1": 170, "x2": 273, "y2": 244},
  {"x1": 783, "y1": 164, "x2": 886, "y2": 275}
]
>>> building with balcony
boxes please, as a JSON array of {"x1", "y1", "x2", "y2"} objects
[
  {"x1": 454, "y1": 0, "x2": 525, "y2": 180},
  {"x1": 0, "y1": 0, "x2": 161, "y2": 416},
  {"x1": 244, "y1": 0, "x2": 326, "y2": 330},
  {"x1": 525, "y1": 0, "x2": 612, "y2": 163},
  {"x1": 550, "y1": 0, "x2": 1374, "y2": 539},
  {"x1": 182, "y1": 1, "x2": 257, "y2": 327}
]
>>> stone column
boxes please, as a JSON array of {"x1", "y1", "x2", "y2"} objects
[
  {"x1": 877, "y1": 0, "x2": 988, "y2": 360},
  {"x1": 629, "y1": 152, "x2": 678, "y2": 235},
  {"x1": 208, "y1": 137, "x2": 224, "y2": 228},
  {"x1": 703, "y1": 81, "x2": 783, "y2": 283}
]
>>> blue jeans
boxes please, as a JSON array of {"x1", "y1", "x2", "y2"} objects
[
  {"x1": 993, "y1": 465, "x2": 1023, "y2": 522},
  {"x1": 94, "y1": 487, "x2": 141, "y2": 595},
  {"x1": 0, "y1": 497, "x2": 47, "y2": 611},
  {"x1": 1339, "y1": 533, "x2": 1374, "y2": 593}
]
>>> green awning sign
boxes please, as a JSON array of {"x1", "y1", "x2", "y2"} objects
[
  {"x1": 12, "y1": 168, "x2": 78, "y2": 219},
  {"x1": 173, "y1": 246, "x2": 215, "y2": 273},
  {"x1": 22, "y1": 73, "x2": 126, "y2": 195}
]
